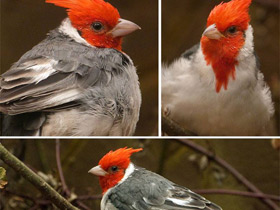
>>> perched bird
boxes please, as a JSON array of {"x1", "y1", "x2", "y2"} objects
[
  {"x1": 162, "y1": 0, "x2": 274, "y2": 136},
  {"x1": 0, "y1": 0, "x2": 141, "y2": 136},
  {"x1": 89, "y1": 147, "x2": 223, "y2": 210}
]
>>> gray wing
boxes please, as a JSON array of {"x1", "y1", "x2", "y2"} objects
[
  {"x1": 0, "y1": 29, "x2": 130, "y2": 115},
  {"x1": 108, "y1": 167, "x2": 222, "y2": 210},
  {"x1": 181, "y1": 43, "x2": 200, "y2": 60},
  {"x1": 159, "y1": 185, "x2": 223, "y2": 210}
]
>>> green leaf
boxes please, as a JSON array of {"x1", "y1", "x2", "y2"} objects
[
  {"x1": 0, "y1": 167, "x2": 6, "y2": 180},
  {"x1": 0, "y1": 167, "x2": 8, "y2": 189}
]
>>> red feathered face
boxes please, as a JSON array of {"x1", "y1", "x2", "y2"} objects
[
  {"x1": 97, "y1": 148, "x2": 142, "y2": 193},
  {"x1": 201, "y1": 0, "x2": 252, "y2": 92},
  {"x1": 46, "y1": 0, "x2": 139, "y2": 50}
]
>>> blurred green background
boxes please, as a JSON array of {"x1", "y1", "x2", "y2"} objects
[
  {"x1": 162, "y1": 0, "x2": 280, "y2": 135},
  {"x1": 0, "y1": 0, "x2": 158, "y2": 136},
  {"x1": 0, "y1": 139, "x2": 279, "y2": 210}
]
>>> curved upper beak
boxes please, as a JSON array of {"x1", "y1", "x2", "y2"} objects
[
  {"x1": 202, "y1": 24, "x2": 224, "y2": 40},
  {"x1": 110, "y1": 18, "x2": 141, "y2": 38},
  {"x1": 88, "y1": 165, "x2": 108, "y2": 177}
]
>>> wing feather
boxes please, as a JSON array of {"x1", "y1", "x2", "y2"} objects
[
  {"x1": 0, "y1": 28, "x2": 129, "y2": 116},
  {"x1": 0, "y1": 57, "x2": 96, "y2": 114},
  {"x1": 119, "y1": 168, "x2": 223, "y2": 210}
]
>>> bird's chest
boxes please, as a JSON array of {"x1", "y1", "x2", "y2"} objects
[
  {"x1": 170, "y1": 67, "x2": 267, "y2": 135},
  {"x1": 83, "y1": 64, "x2": 141, "y2": 135}
]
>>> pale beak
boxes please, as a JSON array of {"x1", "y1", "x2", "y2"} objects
[
  {"x1": 110, "y1": 18, "x2": 141, "y2": 37},
  {"x1": 88, "y1": 165, "x2": 108, "y2": 177},
  {"x1": 202, "y1": 24, "x2": 224, "y2": 40}
]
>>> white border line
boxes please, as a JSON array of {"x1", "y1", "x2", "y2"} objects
[
  {"x1": 0, "y1": 136, "x2": 277, "y2": 139},
  {"x1": 0, "y1": 0, "x2": 278, "y2": 140},
  {"x1": 158, "y1": 0, "x2": 162, "y2": 137}
]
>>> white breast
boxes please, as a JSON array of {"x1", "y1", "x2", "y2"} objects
[{"x1": 162, "y1": 26, "x2": 274, "y2": 135}]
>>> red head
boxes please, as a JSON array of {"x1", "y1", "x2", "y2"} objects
[
  {"x1": 201, "y1": 0, "x2": 252, "y2": 92},
  {"x1": 46, "y1": 0, "x2": 140, "y2": 50},
  {"x1": 88, "y1": 147, "x2": 143, "y2": 193}
]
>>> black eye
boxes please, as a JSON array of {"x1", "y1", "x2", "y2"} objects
[
  {"x1": 227, "y1": 26, "x2": 237, "y2": 34},
  {"x1": 111, "y1": 166, "x2": 118, "y2": 172},
  {"x1": 92, "y1": 22, "x2": 103, "y2": 31}
]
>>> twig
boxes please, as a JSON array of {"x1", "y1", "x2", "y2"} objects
[
  {"x1": 194, "y1": 189, "x2": 280, "y2": 201},
  {"x1": 3, "y1": 189, "x2": 94, "y2": 210},
  {"x1": 162, "y1": 116, "x2": 197, "y2": 136},
  {"x1": 2, "y1": 187, "x2": 52, "y2": 208},
  {"x1": 2, "y1": 189, "x2": 35, "y2": 203},
  {"x1": 76, "y1": 194, "x2": 102, "y2": 200},
  {"x1": 56, "y1": 139, "x2": 71, "y2": 197},
  {"x1": 0, "y1": 143, "x2": 79, "y2": 210},
  {"x1": 75, "y1": 201, "x2": 91, "y2": 210},
  {"x1": 35, "y1": 141, "x2": 50, "y2": 173},
  {"x1": 176, "y1": 139, "x2": 280, "y2": 210},
  {"x1": 56, "y1": 139, "x2": 91, "y2": 210}
]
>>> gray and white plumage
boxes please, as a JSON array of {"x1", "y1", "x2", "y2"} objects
[
  {"x1": 102, "y1": 163, "x2": 222, "y2": 210},
  {"x1": 0, "y1": 19, "x2": 141, "y2": 136},
  {"x1": 162, "y1": 25, "x2": 274, "y2": 136}
]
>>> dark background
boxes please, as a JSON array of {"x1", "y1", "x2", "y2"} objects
[
  {"x1": 0, "y1": 139, "x2": 279, "y2": 210},
  {"x1": 162, "y1": 0, "x2": 280, "y2": 135},
  {"x1": 0, "y1": 0, "x2": 158, "y2": 136}
]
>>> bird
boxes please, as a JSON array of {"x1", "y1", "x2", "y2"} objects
[
  {"x1": 162, "y1": 0, "x2": 274, "y2": 136},
  {"x1": 89, "y1": 147, "x2": 223, "y2": 210},
  {"x1": 0, "y1": 0, "x2": 141, "y2": 136}
]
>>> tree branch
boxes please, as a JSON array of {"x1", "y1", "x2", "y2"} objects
[
  {"x1": 2, "y1": 189, "x2": 36, "y2": 203},
  {"x1": 76, "y1": 194, "x2": 102, "y2": 200},
  {"x1": 2, "y1": 189, "x2": 52, "y2": 208},
  {"x1": 36, "y1": 141, "x2": 50, "y2": 173},
  {"x1": 56, "y1": 139, "x2": 71, "y2": 197},
  {"x1": 0, "y1": 143, "x2": 79, "y2": 210},
  {"x1": 194, "y1": 189, "x2": 280, "y2": 201},
  {"x1": 176, "y1": 139, "x2": 280, "y2": 210},
  {"x1": 55, "y1": 139, "x2": 91, "y2": 210},
  {"x1": 162, "y1": 116, "x2": 197, "y2": 136}
]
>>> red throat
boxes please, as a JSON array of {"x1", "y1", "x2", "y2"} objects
[
  {"x1": 201, "y1": 0, "x2": 251, "y2": 92},
  {"x1": 98, "y1": 148, "x2": 143, "y2": 193},
  {"x1": 201, "y1": 35, "x2": 243, "y2": 92},
  {"x1": 99, "y1": 170, "x2": 125, "y2": 193}
]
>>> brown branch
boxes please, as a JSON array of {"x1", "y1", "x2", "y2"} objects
[
  {"x1": 162, "y1": 116, "x2": 197, "y2": 136},
  {"x1": 2, "y1": 189, "x2": 36, "y2": 203},
  {"x1": 176, "y1": 139, "x2": 280, "y2": 210},
  {"x1": 77, "y1": 194, "x2": 103, "y2": 200},
  {"x1": 0, "y1": 143, "x2": 79, "y2": 210},
  {"x1": 2, "y1": 188, "x2": 54, "y2": 209},
  {"x1": 56, "y1": 139, "x2": 71, "y2": 197},
  {"x1": 194, "y1": 189, "x2": 280, "y2": 201},
  {"x1": 55, "y1": 139, "x2": 91, "y2": 210},
  {"x1": 3, "y1": 188, "x2": 95, "y2": 210},
  {"x1": 75, "y1": 201, "x2": 91, "y2": 210}
]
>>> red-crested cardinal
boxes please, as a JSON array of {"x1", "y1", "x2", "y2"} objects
[
  {"x1": 0, "y1": 0, "x2": 141, "y2": 136},
  {"x1": 89, "y1": 147, "x2": 223, "y2": 210},
  {"x1": 162, "y1": 0, "x2": 274, "y2": 136}
]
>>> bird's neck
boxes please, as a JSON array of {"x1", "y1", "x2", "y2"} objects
[
  {"x1": 100, "y1": 163, "x2": 135, "y2": 194},
  {"x1": 58, "y1": 18, "x2": 93, "y2": 47}
]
